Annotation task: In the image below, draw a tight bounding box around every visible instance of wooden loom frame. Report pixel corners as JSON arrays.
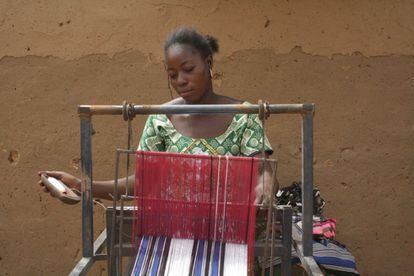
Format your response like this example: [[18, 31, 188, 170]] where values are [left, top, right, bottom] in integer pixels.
[[69, 103, 323, 276]]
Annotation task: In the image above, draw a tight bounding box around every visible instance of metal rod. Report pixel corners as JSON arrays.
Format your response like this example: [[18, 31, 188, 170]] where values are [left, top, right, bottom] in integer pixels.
[[281, 206, 292, 276], [292, 224, 323, 276], [78, 103, 310, 116], [70, 229, 107, 276], [269, 210, 276, 276], [116, 148, 279, 164], [80, 115, 94, 258], [110, 150, 121, 275], [106, 208, 115, 275], [125, 119, 133, 197], [69, 257, 93, 276], [301, 109, 314, 256], [118, 196, 125, 276]]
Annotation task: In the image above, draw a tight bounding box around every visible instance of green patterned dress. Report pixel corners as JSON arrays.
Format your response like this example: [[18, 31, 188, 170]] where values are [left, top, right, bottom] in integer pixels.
[[137, 105, 273, 156]]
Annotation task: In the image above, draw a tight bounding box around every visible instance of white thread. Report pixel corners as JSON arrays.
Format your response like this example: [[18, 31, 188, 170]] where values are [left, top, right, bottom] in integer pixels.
[[223, 243, 248, 276], [213, 156, 221, 241], [221, 156, 229, 241], [165, 238, 194, 276]]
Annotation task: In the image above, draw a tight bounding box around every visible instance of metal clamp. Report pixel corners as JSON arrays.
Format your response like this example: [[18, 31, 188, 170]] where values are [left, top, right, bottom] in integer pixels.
[[258, 100, 270, 120], [122, 101, 136, 121]]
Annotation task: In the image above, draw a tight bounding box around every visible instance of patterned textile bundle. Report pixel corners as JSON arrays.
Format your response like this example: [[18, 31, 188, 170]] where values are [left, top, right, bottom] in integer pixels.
[[132, 151, 259, 275], [276, 181, 325, 215], [260, 222, 359, 275]]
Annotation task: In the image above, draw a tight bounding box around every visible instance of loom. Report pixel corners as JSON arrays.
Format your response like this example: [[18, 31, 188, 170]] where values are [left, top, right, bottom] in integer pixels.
[[68, 102, 323, 276], [132, 151, 258, 276]]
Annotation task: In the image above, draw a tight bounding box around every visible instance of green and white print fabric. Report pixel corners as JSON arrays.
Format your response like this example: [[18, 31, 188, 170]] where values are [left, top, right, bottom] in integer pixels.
[[138, 107, 273, 156]]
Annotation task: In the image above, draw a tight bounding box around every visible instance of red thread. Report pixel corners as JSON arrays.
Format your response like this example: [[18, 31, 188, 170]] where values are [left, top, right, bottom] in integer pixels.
[[132, 151, 258, 273]]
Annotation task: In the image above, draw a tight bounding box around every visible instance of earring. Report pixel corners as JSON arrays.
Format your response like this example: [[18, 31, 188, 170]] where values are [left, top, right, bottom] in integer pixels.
[[209, 68, 213, 79]]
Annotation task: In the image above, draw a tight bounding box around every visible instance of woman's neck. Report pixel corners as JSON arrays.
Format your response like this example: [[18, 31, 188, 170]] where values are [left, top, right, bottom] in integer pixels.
[[183, 86, 219, 105], [197, 90, 218, 104]]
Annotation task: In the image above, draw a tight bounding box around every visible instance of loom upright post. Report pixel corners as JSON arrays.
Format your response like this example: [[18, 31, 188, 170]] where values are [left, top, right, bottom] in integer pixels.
[[301, 104, 314, 256], [80, 114, 94, 258], [281, 206, 293, 275]]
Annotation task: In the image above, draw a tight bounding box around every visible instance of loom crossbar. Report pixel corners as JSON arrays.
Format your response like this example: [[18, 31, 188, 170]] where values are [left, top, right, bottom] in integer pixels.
[[71, 103, 320, 275]]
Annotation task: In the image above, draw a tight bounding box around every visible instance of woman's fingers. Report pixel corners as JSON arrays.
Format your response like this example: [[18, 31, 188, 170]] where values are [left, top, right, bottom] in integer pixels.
[[38, 171, 63, 179], [254, 194, 263, 205], [262, 194, 270, 206], [38, 171, 81, 191], [38, 170, 51, 176], [254, 184, 273, 205], [38, 179, 49, 193]]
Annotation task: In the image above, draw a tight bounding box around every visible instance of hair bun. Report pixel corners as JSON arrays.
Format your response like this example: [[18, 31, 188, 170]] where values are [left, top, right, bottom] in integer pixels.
[[205, 35, 219, 54], [164, 27, 219, 58]]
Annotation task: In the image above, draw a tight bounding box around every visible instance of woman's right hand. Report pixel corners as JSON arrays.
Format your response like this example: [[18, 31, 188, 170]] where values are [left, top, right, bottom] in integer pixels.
[[38, 171, 81, 194]]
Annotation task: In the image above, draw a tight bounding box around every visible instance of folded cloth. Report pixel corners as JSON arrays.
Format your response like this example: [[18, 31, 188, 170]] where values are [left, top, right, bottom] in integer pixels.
[[294, 222, 359, 275], [297, 218, 337, 240], [312, 239, 359, 275], [313, 218, 337, 239], [295, 216, 337, 240], [259, 222, 359, 275], [259, 242, 359, 275]]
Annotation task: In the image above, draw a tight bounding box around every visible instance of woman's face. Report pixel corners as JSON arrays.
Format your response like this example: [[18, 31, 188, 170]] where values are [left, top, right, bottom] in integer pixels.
[[165, 44, 212, 103]]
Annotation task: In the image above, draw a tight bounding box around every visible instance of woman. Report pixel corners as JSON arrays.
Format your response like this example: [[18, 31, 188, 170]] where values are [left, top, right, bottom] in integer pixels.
[[39, 27, 276, 204]]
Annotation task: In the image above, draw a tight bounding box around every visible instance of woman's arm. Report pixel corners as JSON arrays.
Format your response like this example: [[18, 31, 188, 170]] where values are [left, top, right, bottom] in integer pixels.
[[90, 175, 135, 200], [39, 156, 276, 203], [251, 153, 279, 205], [38, 171, 135, 201]]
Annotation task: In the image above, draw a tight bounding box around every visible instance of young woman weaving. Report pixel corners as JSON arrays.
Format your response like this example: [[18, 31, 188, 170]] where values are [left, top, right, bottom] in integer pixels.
[[38, 27, 276, 205]]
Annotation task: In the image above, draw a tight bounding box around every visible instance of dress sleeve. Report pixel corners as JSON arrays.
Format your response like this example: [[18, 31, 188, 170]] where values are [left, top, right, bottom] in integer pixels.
[[240, 113, 273, 156], [137, 115, 165, 152]]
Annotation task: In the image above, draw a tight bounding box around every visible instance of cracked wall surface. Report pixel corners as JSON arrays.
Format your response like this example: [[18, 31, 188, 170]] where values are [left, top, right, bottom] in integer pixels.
[[1, 0, 414, 59], [0, 1, 413, 275]]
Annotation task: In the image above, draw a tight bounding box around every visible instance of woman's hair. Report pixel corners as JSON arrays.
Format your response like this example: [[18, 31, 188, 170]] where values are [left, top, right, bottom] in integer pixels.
[[164, 27, 219, 58]]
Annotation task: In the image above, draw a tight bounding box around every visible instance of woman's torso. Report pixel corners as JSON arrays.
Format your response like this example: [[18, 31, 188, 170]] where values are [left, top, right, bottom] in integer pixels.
[[137, 94, 272, 156], [167, 95, 242, 139]]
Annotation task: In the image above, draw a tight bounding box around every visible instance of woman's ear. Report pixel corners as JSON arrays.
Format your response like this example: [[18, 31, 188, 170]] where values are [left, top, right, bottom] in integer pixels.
[[205, 55, 213, 69]]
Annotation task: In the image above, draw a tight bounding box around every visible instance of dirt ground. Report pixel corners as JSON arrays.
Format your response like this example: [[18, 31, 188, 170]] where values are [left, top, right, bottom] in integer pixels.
[[1, 1, 413, 275]]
